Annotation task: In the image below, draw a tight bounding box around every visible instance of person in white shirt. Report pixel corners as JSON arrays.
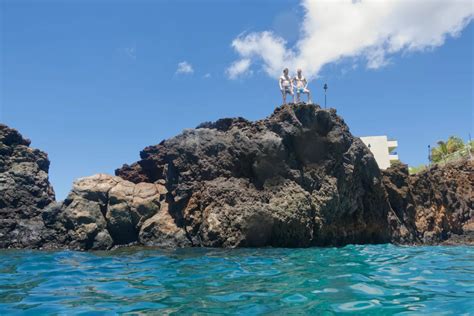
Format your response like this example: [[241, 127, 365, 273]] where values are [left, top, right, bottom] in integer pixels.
[[279, 68, 294, 105], [293, 69, 312, 103]]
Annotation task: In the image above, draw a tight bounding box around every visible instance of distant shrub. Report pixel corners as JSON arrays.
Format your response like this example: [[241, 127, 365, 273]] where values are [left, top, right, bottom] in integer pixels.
[[409, 164, 427, 175], [390, 160, 403, 167]]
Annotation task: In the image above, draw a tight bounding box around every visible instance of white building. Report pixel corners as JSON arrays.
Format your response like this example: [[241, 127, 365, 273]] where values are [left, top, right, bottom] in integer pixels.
[[360, 136, 399, 169]]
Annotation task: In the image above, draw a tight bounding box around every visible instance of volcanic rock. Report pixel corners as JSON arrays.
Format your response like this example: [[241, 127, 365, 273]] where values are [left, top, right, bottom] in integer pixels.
[[0, 124, 55, 248], [44, 174, 186, 250], [115, 103, 392, 247], [2, 104, 472, 250], [383, 160, 473, 244]]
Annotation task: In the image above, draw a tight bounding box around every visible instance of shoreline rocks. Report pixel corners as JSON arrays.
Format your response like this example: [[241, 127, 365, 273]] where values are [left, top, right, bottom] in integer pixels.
[[1, 104, 472, 250], [115, 103, 393, 248], [0, 124, 55, 248], [40, 174, 189, 250], [383, 160, 473, 245]]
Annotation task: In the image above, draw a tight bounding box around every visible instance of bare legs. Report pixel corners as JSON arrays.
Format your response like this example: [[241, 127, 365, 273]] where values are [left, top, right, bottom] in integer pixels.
[[281, 90, 294, 105], [296, 90, 312, 104]]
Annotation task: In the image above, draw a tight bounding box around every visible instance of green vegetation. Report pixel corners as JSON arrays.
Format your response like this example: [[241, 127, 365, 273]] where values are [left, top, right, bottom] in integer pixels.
[[431, 136, 472, 164], [408, 136, 471, 175], [409, 164, 427, 175], [390, 160, 403, 167], [431, 136, 465, 163]]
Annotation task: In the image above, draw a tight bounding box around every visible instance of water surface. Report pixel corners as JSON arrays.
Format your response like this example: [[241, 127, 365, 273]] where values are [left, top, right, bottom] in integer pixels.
[[1, 244, 473, 315]]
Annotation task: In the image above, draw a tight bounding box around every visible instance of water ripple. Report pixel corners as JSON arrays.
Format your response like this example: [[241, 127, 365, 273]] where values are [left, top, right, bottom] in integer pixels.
[[0, 244, 473, 314]]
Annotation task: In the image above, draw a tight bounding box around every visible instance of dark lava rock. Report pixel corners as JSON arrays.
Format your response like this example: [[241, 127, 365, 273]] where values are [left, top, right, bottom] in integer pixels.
[[0, 124, 55, 248], [383, 159, 474, 244], [116, 103, 392, 247], [2, 104, 472, 250]]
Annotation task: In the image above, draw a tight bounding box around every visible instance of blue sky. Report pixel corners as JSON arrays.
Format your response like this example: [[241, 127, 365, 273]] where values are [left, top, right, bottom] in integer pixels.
[[1, 0, 473, 200]]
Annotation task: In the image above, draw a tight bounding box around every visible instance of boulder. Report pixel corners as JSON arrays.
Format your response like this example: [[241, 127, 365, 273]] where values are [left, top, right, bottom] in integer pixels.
[[52, 174, 170, 250]]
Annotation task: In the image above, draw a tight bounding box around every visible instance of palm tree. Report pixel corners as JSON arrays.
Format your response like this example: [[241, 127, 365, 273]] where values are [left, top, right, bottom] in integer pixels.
[[446, 136, 464, 153], [431, 141, 449, 163], [431, 136, 467, 163]]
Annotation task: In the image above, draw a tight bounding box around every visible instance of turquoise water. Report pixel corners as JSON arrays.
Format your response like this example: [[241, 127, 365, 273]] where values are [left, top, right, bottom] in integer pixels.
[[0, 244, 473, 315]]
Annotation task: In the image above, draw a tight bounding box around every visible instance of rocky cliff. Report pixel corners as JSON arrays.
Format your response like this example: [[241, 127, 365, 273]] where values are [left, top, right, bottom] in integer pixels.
[[0, 124, 55, 248], [114, 103, 392, 248], [1, 104, 472, 250], [36, 103, 391, 250], [383, 160, 473, 245]]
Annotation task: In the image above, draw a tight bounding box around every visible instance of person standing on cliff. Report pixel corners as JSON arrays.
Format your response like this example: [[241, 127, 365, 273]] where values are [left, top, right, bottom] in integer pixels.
[[279, 68, 294, 105], [293, 69, 312, 104]]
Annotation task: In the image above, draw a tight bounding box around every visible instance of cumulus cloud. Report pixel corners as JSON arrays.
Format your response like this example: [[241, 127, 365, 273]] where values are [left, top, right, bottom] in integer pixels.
[[226, 58, 252, 79], [227, 0, 473, 80], [176, 61, 194, 75]]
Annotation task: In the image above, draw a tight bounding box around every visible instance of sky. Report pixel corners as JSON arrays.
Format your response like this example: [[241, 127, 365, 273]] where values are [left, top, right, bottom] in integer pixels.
[[1, 0, 473, 200]]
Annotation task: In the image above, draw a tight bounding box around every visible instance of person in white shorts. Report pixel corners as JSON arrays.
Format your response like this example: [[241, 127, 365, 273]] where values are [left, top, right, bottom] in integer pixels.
[[293, 69, 312, 103], [279, 68, 294, 105]]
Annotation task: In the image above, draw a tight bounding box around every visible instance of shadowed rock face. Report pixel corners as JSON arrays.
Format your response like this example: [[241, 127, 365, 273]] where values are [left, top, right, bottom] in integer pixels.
[[0, 124, 55, 248], [115, 104, 392, 248], [383, 160, 474, 245]]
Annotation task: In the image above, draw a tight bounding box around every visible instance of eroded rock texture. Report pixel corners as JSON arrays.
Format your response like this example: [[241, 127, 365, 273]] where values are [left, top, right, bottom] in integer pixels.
[[2, 104, 472, 250], [115, 104, 392, 247], [383, 160, 474, 244], [0, 124, 55, 248], [42, 174, 189, 250]]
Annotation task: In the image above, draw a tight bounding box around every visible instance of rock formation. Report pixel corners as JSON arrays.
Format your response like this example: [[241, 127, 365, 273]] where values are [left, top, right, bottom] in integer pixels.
[[0, 124, 55, 248], [383, 160, 473, 245], [115, 104, 392, 248], [38, 174, 189, 250], [1, 104, 472, 250]]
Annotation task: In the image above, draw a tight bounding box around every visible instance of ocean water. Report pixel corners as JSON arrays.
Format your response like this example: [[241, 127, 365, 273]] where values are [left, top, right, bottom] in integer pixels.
[[0, 244, 473, 315]]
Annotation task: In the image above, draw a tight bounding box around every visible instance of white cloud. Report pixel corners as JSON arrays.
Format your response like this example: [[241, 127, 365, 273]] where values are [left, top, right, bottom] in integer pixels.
[[124, 46, 137, 60], [204, 73, 212, 78], [228, 0, 473, 80], [176, 61, 194, 75], [226, 58, 253, 79], [118, 45, 136, 60], [124, 46, 136, 60]]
